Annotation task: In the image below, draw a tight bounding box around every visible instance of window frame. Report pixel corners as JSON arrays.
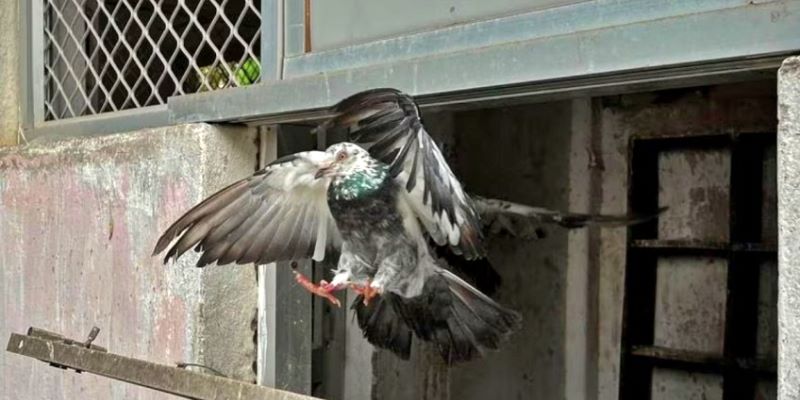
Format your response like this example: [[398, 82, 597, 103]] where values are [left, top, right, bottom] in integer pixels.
[[18, 0, 800, 141], [17, 0, 279, 141]]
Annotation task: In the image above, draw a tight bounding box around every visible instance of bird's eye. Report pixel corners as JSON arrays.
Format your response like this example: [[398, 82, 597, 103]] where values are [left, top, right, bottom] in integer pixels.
[[335, 151, 348, 161]]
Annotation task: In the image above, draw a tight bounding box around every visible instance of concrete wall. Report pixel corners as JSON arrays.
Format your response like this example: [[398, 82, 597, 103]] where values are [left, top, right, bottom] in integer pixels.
[[778, 56, 800, 400], [0, 124, 258, 399], [322, 112, 455, 400], [366, 83, 778, 400], [368, 112, 455, 400], [361, 102, 575, 400], [449, 101, 573, 400], [326, 80, 780, 400], [596, 81, 777, 400], [364, 80, 776, 400]]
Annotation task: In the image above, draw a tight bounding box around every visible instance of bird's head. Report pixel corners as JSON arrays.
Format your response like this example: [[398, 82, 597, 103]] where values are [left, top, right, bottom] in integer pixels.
[[315, 142, 374, 179]]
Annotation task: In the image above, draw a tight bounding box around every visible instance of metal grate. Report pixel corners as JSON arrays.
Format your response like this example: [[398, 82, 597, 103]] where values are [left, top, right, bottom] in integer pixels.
[[42, 0, 261, 121], [620, 133, 778, 400]]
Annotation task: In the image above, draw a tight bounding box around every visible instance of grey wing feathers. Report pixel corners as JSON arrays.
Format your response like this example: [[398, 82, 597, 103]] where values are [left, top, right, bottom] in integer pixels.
[[318, 88, 484, 259], [153, 151, 340, 267]]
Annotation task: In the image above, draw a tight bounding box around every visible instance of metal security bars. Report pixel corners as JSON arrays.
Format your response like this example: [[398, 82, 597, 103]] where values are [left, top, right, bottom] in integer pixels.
[[41, 0, 261, 121], [621, 132, 778, 400]]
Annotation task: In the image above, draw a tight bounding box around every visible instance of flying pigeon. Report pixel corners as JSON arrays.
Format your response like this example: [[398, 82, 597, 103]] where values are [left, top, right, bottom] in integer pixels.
[[154, 88, 521, 364]]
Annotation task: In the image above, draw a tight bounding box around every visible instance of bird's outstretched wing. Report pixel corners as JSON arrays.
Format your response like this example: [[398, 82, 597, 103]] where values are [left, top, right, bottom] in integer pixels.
[[153, 151, 341, 267], [317, 88, 484, 259]]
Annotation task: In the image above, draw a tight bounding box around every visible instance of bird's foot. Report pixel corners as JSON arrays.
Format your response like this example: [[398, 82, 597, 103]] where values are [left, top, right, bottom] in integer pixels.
[[293, 271, 341, 307], [349, 282, 379, 306]]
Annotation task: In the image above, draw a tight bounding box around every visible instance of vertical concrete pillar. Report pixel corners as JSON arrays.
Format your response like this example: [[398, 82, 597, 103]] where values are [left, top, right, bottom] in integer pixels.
[[779, 56, 800, 400], [0, 0, 20, 146], [565, 97, 593, 400]]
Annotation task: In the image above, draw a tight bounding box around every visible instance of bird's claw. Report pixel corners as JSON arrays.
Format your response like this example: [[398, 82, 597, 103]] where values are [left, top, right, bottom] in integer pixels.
[[350, 283, 379, 306], [293, 271, 341, 307], [362, 286, 378, 306]]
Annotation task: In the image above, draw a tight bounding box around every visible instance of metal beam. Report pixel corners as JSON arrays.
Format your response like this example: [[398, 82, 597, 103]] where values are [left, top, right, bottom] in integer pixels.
[[24, 105, 171, 142], [177, 56, 781, 128], [6, 328, 320, 400]]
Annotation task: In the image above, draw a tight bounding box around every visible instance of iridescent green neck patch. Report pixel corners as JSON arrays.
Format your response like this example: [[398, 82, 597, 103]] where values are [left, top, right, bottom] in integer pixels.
[[330, 164, 389, 201]]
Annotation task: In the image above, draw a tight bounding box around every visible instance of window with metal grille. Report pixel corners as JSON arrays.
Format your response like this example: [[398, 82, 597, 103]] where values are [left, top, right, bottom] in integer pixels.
[[42, 0, 261, 121], [621, 133, 777, 400]]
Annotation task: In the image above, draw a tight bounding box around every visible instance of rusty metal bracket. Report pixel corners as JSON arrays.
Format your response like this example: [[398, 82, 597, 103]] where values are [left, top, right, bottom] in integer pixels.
[[6, 327, 320, 400]]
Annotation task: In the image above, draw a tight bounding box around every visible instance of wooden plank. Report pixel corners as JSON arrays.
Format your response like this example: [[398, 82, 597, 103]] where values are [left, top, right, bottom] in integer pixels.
[[632, 240, 777, 254], [632, 239, 728, 251], [6, 331, 321, 400], [629, 346, 775, 375], [730, 242, 777, 254]]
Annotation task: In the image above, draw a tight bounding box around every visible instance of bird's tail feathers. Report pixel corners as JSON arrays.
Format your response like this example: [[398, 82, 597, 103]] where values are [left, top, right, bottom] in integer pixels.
[[352, 267, 521, 364], [425, 269, 522, 363], [352, 293, 413, 360]]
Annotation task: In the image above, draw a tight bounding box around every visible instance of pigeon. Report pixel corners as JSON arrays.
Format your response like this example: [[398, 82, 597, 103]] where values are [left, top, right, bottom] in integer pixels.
[[154, 88, 521, 364]]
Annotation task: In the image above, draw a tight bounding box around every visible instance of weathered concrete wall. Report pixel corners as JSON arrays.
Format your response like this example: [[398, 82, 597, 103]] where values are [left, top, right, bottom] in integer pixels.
[[363, 103, 572, 400], [367, 81, 779, 400], [0, 123, 258, 399], [778, 56, 800, 400], [0, 0, 20, 147], [364, 111, 455, 400], [596, 81, 778, 400], [313, 112, 458, 400], [448, 101, 573, 400]]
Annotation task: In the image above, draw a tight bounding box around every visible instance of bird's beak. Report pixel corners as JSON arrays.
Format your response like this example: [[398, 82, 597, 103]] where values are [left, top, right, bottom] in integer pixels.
[[315, 163, 334, 179]]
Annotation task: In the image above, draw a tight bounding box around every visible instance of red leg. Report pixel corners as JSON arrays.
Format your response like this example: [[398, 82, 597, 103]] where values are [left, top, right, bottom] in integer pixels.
[[349, 281, 379, 305], [320, 281, 343, 292], [349, 283, 366, 294], [362, 285, 378, 305], [293, 271, 341, 307]]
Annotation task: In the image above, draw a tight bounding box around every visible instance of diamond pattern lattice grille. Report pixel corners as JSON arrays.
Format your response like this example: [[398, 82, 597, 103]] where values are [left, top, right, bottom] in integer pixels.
[[43, 0, 261, 120]]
